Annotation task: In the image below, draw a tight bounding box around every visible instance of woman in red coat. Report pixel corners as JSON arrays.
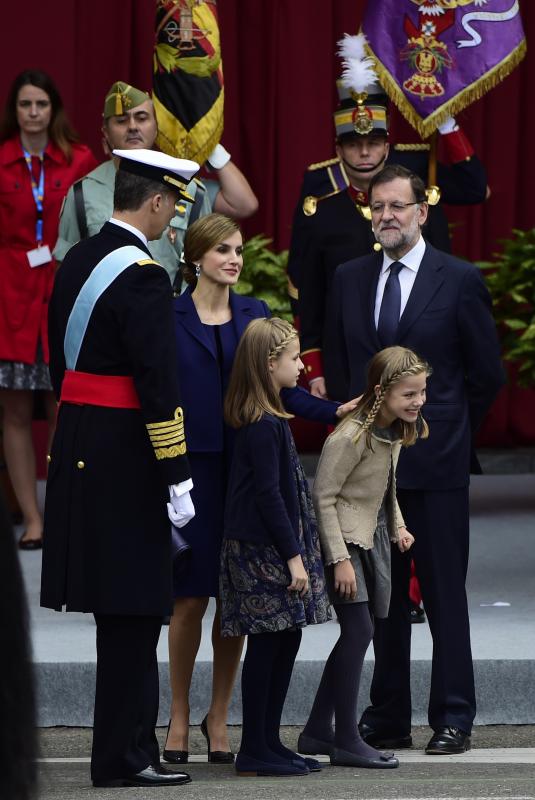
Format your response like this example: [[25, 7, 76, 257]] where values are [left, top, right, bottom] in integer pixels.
[[0, 70, 97, 548]]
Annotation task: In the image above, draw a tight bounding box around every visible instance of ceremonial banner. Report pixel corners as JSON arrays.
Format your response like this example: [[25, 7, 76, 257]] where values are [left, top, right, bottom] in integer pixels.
[[153, 0, 223, 165], [362, 0, 526, 138]]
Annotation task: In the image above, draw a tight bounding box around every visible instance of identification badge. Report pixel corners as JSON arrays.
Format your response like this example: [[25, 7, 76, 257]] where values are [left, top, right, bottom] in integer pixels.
[[27, 245, 52, 268]]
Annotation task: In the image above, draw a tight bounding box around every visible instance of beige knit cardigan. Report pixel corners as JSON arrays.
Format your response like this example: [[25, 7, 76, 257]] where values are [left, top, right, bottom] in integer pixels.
[[312, 418, 405, 565]]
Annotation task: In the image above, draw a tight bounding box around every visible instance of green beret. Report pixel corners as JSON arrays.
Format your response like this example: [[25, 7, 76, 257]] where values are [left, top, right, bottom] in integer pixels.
[[103, 81, 150, 119]]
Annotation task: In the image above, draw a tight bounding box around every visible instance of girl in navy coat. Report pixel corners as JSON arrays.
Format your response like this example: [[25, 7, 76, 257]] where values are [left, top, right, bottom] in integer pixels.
[[221, 317, 331, 776]]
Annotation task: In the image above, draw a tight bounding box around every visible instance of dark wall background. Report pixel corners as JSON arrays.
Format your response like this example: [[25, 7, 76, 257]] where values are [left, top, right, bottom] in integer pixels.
[[1, 0, 534, 445]]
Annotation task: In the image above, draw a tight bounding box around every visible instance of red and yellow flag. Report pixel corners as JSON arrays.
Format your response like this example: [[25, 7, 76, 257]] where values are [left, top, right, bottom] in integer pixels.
[[153, 0, 224, 165]]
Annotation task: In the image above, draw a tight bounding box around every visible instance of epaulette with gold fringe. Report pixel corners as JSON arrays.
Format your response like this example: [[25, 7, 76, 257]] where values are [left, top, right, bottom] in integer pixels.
[[307, 157, 340, 171]]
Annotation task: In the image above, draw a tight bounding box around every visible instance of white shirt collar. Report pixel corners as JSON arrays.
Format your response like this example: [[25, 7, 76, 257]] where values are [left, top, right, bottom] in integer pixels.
[[381, 235, 426, 275], [109, 217, 148, 247]]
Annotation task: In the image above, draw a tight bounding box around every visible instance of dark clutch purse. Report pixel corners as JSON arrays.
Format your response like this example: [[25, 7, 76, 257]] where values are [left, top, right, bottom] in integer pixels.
[[171, 523, 192, 573]]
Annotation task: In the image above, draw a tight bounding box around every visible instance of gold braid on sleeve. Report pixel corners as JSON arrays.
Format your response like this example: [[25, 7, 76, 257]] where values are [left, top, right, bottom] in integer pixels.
[[146, 407, 186, 459]]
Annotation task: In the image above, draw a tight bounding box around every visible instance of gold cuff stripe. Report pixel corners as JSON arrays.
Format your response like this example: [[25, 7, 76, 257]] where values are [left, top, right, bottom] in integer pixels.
[[154, 443, 187, 460], [146, 407, 184, 431], [150, 433, 185, 447]]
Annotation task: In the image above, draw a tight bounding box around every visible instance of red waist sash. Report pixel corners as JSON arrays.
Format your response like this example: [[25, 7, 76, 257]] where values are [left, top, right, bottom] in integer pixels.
[[60, 370, 141, 409]]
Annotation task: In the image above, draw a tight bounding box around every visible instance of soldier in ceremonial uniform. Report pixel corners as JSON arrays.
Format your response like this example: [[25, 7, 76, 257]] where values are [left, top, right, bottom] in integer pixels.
[[291, 36, 488, 401], [41, 149, 199, 788], [54, 81, 257, 287]]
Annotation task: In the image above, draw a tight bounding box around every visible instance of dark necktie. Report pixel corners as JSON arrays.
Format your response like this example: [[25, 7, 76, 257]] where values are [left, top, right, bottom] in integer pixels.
[[377, 261, 404, 347]]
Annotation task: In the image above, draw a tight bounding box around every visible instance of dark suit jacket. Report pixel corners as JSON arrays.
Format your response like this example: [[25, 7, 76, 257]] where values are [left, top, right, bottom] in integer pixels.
[[332, 243, 504, 490], [224, 414, 301, 560], [173, 289, 339, 452]]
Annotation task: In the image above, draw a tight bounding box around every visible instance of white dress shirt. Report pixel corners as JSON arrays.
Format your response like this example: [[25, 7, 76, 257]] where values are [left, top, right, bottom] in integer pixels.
[[374, 236, 427, 328]]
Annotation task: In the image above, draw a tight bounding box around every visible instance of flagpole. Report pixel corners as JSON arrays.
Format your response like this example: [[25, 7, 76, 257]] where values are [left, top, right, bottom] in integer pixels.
[[426, 131, 440, 206]]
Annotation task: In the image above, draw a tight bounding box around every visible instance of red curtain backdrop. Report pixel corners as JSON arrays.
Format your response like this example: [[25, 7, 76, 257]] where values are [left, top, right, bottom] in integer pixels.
[[1, 0, 534, 446]]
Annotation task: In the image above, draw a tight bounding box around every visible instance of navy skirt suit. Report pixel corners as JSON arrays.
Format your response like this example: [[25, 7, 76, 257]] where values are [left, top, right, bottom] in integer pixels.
[[172, 289, 338, 597]]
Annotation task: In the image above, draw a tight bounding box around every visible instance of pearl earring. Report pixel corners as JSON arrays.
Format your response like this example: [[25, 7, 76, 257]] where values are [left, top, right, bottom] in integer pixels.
[[195, 264, 201, 278]]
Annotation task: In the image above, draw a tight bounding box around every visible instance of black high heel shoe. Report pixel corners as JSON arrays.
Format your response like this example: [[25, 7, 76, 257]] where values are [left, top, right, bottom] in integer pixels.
[[162, 720, 188, 764], [200, 715, 234, 764]]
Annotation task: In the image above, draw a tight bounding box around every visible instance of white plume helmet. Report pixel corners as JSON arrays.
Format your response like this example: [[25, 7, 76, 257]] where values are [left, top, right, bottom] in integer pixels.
[[337, 32, 380, 95]]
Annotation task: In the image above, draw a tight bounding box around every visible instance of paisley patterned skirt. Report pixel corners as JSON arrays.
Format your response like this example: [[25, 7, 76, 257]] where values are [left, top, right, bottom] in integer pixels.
[[220, 428, 331, 637]]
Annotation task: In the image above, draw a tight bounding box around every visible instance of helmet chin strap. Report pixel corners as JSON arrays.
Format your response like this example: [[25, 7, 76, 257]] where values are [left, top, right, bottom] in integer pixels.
[[340, 151, 387, 175]]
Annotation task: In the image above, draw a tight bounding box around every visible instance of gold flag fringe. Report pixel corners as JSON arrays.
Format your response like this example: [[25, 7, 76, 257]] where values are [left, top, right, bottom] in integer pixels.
[[365, 39, 526, 139]]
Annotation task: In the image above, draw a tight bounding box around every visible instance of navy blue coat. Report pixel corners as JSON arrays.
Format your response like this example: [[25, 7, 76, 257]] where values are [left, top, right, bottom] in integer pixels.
[[173, 288, 339, 452], [224, 415, 301, 560], [331, 243, 504, 490]]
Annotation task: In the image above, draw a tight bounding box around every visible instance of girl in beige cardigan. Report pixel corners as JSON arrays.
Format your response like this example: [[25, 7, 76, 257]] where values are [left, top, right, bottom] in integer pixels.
[[298, 346, 431, 769]]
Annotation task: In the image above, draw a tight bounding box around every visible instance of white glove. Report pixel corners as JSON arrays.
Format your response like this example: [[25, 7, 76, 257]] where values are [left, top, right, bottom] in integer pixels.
[[438, 116, 459, 135], [207, 143, 231, 170], [167, 479, 195, 528]]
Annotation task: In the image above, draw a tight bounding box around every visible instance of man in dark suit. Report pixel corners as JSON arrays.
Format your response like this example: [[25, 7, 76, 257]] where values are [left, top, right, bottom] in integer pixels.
[[331, 164, 504, 754], [41, 149, 200, 787]]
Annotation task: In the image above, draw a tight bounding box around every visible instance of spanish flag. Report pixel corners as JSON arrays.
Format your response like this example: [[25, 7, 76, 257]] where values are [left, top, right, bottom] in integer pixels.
[[153, 0, 224, 165]]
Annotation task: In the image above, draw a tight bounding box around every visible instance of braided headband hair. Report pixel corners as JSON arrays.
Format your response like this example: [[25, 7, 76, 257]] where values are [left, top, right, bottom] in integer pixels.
[[353, 346, 432, 448], [268, 320, 299, 361]]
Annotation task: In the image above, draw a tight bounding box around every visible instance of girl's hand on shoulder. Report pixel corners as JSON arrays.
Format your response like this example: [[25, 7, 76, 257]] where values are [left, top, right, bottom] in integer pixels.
[[334, 558, 357, 600], [397, 527, 415, 552], [287, 554, 309, 597], [335, 394, 362, 419]]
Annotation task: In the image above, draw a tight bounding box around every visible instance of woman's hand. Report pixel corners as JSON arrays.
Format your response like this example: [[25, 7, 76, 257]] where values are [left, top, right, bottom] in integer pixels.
[[335, 395, 362, 418], [334, 558, 357, 600], [287, 554, 309, 597], [397, 526, 415, 552]]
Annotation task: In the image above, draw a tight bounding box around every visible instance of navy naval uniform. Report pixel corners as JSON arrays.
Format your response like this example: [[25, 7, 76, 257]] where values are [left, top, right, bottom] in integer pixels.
[[41, 220, 190, 783], [291, 142, 487, 401]]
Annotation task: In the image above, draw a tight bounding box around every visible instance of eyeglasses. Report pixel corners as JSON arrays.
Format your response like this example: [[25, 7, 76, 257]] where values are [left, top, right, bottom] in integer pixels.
[[369, 201, 420, 216]]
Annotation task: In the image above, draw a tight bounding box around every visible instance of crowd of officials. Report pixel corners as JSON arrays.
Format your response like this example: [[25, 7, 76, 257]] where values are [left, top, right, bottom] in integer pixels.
[[1, 44, 503, 795]]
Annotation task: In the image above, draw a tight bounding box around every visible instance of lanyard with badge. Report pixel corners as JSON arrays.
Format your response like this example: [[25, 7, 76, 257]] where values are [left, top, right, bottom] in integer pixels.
[[23, 147, 52, 267]]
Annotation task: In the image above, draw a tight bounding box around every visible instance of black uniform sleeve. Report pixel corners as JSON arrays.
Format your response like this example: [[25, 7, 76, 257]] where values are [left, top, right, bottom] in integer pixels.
[[120, 262, 190, 485]]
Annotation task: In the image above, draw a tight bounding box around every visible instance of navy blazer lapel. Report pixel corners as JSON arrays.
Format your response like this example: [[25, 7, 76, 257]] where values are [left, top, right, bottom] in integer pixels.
[[229, 290, 262, 339], [174, 289, 217, 358], [397, 244, 445, 341]]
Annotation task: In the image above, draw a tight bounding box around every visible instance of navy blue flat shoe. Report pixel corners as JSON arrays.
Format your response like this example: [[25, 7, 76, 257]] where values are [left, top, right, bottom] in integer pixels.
[[235, 753, 309, 777]]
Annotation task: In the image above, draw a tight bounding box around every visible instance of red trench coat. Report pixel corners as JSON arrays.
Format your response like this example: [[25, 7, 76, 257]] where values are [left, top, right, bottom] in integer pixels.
[[0, 136, 97, 364]]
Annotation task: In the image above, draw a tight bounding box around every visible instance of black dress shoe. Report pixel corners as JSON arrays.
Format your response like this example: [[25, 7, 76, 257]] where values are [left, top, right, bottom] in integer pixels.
[[358, 722, 412, 749], [425, 726, 471, 755], [330, 746, 399, 769], [93, 764, 191, 787], [162, 719, 188, 764], [200, 714, 235, 763], [410, 600, 426, 624]]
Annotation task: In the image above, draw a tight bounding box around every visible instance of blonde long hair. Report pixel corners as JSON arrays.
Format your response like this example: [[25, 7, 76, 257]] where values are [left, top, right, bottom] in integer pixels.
[[224, 317, 298, 428], [348, 346, 432, 449]]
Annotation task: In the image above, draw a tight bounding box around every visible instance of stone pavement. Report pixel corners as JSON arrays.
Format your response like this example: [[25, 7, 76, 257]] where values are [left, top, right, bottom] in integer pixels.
[[36, 726, 535, 800]]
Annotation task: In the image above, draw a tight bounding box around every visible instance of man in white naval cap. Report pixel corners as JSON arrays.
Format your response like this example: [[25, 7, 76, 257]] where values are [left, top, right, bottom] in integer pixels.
[[41, 149, 199, 787]]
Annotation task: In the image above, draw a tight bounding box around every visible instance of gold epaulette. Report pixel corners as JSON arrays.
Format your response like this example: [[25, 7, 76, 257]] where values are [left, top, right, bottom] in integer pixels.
[[146, 407, 186, 460], [393, 143, 431, 152], [136, 259, 161, 267], [307, 157, 340, 171]]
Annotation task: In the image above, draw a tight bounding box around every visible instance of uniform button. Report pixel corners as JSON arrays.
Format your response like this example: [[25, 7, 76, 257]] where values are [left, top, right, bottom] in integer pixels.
[[77, 460, 85, 469], [46, 454, 52, 463]]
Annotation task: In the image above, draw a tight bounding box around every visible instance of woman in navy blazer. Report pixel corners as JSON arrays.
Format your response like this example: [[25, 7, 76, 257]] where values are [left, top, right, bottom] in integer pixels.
[[164, 214, 351, 763]]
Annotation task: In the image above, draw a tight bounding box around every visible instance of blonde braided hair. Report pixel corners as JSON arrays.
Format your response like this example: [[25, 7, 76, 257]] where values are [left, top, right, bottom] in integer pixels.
[[350, 346, 432, 449]]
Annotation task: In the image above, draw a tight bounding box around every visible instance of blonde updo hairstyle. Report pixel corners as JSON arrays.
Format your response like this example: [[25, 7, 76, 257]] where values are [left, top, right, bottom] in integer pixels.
[[224, 317, 299, 429], [182, 212, 242, 286], [349, 346, 432, 449]]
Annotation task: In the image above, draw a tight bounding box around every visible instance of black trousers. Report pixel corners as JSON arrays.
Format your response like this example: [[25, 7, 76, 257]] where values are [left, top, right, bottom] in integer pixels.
[[91, 614, 162, 783], [361, 487, 476, 735]]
